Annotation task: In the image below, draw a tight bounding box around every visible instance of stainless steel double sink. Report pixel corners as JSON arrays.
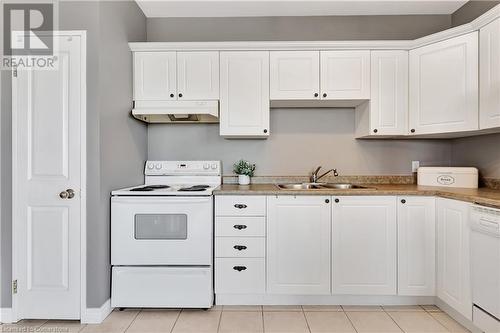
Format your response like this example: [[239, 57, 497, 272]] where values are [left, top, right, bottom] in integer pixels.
[[276, 183, 372, 190]]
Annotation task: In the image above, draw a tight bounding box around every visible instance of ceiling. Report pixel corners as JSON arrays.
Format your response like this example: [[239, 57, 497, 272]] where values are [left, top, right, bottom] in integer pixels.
[[136, 0, 469, 18]]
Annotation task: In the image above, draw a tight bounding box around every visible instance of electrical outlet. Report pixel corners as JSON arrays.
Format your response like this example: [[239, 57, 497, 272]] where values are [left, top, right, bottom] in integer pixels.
[[412, 161, 420, 173]]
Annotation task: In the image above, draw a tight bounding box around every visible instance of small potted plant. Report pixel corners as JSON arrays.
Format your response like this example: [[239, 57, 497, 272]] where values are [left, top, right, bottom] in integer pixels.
[[233, 159, 256, 185]]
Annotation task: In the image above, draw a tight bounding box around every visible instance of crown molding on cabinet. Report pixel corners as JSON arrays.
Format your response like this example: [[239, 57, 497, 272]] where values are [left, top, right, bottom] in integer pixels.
[[129, 5, 500, 52]]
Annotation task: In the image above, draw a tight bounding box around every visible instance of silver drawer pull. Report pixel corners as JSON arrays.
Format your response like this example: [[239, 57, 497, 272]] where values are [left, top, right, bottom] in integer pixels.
[[234, 204, 248, 209], [233, 266, 247, 272], [233, 225, 247, 230], [233, 245, 247, 251]]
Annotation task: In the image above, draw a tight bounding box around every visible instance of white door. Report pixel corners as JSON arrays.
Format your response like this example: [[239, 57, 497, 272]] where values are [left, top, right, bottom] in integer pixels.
[[409, 32, 479, 135], [267, 196, 331, 294], [397, 196, 436, 296], [370, 51, 408, 135], [332, 196, 397, 295], [480, 18, 500, 130], [12, 34, 84, 319], [177, 51, 219, 100], [320, 51, 370, 100], [270, 51, 320, 100], [219, 51, 270, 138], [437, 198, 472, 320], [134, 51, 177, 101]]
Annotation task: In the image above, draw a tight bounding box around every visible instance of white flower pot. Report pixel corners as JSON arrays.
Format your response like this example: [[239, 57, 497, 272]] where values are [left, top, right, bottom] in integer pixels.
[[238, 175, 250, 185]]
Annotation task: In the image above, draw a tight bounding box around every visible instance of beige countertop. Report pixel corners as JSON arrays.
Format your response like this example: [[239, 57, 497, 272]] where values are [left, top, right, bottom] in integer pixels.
[[214, 184, 500, 209]]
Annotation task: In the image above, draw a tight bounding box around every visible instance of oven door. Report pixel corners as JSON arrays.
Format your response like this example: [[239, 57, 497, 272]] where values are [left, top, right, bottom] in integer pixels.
[[111, 196, 213, 265]]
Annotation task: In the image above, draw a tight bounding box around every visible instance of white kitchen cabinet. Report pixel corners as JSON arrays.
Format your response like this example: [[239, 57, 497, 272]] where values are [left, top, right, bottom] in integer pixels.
[[332, 196, 397, 295], [270, 51, 320, 100], [134, 52, 177, 101], [219, 51, 270, 138], [409, 32, 479, 135], [133, 51, 219, 101], [368, 51, 409, 135], [436, 198, 472, 320], [480, 18, 500, 130], [397, 196, 436, 296], [177, 52, 219, 100], [267, 196, 331, 295], [320, 51, 370, 100]]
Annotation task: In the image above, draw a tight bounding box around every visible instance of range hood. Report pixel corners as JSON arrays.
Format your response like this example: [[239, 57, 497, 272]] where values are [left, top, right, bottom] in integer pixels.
[[132, 100, 219, 123]]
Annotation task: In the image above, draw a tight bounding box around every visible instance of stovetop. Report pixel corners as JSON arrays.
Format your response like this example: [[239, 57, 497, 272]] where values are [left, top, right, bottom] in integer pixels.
[[111, 184, 219, 196]]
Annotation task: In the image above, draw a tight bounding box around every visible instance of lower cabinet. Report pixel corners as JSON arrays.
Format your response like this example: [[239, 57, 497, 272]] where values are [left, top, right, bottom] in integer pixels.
[[267, 196, 331, 294], [397, 196, 436, 296], [436, 198, 473, 320], [332, 196, 397, 295]]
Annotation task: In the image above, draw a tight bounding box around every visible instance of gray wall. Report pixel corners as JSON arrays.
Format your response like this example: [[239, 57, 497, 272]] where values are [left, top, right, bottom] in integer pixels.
[[149, 109, 452, 176], [451, 133, 500, 179], [147, 15, 451, 42], [0, 1, 147, 309], [452, 0, 500, 27]]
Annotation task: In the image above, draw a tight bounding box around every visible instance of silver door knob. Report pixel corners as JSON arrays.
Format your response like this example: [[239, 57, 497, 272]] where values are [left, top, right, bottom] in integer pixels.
[[59, 189, 75, 199]]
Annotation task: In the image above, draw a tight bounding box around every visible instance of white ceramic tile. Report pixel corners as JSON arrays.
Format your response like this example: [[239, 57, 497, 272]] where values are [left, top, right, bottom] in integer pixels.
[[223, 305, 263, 312], [219, 311, 263, 333], [263, 312, 309, 333], [382, 305, 425, 312], [263, 305, 303, 312], [81, 309, 139, 333], [305, 311, 356, 333], [342, 305, 384, 312], [421, 305, 443, 312], [41, 320, 86, 333], [172, 309, 221, 333], [388, 311, 448, 333], [430, 312, 471, 333], [346, 311, 402, 333], [126, 309, 180, 333]]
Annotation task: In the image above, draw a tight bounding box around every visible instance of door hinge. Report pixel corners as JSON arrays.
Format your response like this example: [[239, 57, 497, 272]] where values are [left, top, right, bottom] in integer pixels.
[[12, 280, 17, 294]]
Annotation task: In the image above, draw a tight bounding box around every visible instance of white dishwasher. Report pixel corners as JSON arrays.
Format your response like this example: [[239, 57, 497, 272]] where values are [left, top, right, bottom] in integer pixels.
[[470, 204, 500, 333]]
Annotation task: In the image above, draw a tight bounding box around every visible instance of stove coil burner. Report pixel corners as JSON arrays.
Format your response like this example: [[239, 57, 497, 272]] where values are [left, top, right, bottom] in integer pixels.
[[178, 185, 210, 192], [129, 185, 170, 192]]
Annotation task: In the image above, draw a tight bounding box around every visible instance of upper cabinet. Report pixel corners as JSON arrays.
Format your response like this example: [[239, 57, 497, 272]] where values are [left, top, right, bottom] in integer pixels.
[[133, 51, 219, 101], [134, 52, 177, 101], [480, 18, 500, 130], [409, 32, 479, 135], [270, 51, 320, 100], [219, 51, 270, 138], [320, 51, 370, 100], [355, 50, 409, 137]]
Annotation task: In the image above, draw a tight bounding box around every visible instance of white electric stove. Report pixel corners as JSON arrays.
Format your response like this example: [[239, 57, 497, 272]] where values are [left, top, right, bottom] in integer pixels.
[[110, 161, 221, 309]]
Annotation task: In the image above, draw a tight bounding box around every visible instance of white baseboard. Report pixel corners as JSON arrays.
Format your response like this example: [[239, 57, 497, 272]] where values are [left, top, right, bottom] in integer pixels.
[[435, 298, 482, 333], [81, 299, 112, 324], [0, 308, 13, 323]]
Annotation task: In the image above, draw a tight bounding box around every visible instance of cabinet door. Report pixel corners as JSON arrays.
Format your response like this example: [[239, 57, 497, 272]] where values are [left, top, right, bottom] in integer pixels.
[[437, 198, 472, 320], [320, 51, 370, 100], [134, 52, 176, 101], [177, 51, 219, 100], [480, 18, 500, 130], [332, 196, 397, 295], [370, 51, 409, 135], [220, 52, 270, 138], [270, 51, 320, 100], [267, 196, 331, 294], [409, 32, 479, 135], [398, 196, 436, 296]]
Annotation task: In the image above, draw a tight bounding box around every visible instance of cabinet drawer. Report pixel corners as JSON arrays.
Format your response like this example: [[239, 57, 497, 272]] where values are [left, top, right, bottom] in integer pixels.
[[216, 237, 265, 258], [215, 258, 265, 294], [216, 217, 266, 237], [216, 196, 266, 216]]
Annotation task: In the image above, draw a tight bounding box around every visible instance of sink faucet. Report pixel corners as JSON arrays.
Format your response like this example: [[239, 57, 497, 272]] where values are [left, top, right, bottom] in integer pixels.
[[310, 166, 339, 183]]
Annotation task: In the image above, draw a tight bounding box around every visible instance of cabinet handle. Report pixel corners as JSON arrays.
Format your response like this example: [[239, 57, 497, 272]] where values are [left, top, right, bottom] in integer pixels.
[[233, 266, 247, 272], [401, 199, 406, 204], [325, 199, 330, 203], [314, 92, 319, 97], [233, 225, 247, 230], [373, 129, 378, 133], [334, 198, 339, 203], [178, 93, 183, 98], [323, 93, 327, 98], [263, 129, 268, 134], [233, 245, 247, 251], [234, 204, 247, 209], [410, 129, 416, 133], [169, 93, 174, 98]]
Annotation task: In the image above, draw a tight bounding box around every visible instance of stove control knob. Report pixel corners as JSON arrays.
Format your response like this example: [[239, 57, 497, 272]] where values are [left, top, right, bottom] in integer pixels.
[[211, 163, 218, 170], [203, 163, 210, 170], [147, 163, 154, 170], [155, 163, 162, 170]]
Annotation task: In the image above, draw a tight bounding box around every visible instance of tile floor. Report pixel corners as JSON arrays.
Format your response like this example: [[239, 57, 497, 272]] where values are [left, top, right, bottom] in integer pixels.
[[0, 305, 471, 333]]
